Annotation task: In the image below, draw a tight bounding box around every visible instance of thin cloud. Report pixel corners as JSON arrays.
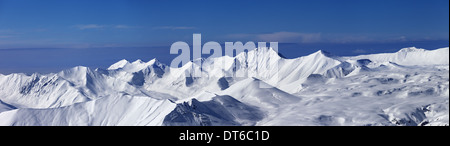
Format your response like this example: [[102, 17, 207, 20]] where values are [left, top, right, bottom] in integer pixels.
[[0, 35, 14, 39], [226, 32, 427, 44], [154, 26, 196, 30], [73, 24, 105, 30], [73, 24, 135, 30], [114, 25, 131, 29], [326, 34, 375, 44], [225, 33, 254, 39], [0, 30, 19, 39], [0, 29, 16, 33], [257, 32, 321, 43], [226, 32, 321, 43], [34, 28, 48, 32]]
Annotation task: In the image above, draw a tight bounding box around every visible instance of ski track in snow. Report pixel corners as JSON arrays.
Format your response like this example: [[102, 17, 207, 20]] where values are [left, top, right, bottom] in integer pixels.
[[0, 47, 448, 126]]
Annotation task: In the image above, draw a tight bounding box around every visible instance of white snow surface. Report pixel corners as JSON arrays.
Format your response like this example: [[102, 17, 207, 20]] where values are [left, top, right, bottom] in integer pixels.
[[345, 47, 449, 66], [0, 95, 176, 126], [0, 47, 448, 126]]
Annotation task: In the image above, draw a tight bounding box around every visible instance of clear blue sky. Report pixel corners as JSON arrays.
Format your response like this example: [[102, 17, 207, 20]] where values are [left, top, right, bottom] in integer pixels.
[[0, 0, 449, 74]]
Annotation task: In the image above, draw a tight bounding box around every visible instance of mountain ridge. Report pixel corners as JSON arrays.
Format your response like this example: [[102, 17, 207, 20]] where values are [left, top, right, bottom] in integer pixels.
[[0, 46, 448, 126]]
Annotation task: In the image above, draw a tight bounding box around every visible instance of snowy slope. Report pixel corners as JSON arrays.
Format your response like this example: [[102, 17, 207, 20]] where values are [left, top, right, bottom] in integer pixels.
[[0, 72, 91, 108], [0, 99, 16, 113], [217, 77, 301, 109], [0, 46, 448, 126], [346, 47, 449, 66], [163, 95, 264, 126], [0, 95, 176, 126], [260, 64, 449, 126]]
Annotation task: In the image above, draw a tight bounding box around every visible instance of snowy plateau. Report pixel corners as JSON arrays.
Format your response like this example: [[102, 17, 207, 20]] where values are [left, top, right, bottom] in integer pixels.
[[0, 47, 448, 126]]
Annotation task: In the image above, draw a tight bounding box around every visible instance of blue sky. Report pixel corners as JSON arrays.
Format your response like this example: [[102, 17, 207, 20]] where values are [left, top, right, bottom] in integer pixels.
[[0, 0, 449, 74]]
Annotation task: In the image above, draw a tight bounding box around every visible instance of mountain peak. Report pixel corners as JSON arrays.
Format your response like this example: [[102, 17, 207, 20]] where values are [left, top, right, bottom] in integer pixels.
[[108, 59, 130, 70], [245, 47, 285, 59], [132, 59, 144, 64], [148, 58, 158, 64], [309, 50, 334, 58]]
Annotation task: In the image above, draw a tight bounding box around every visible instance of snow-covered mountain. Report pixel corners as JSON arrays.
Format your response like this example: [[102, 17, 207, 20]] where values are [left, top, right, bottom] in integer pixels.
[[0, 47, 448, 126], [346, 47, 449, 66]]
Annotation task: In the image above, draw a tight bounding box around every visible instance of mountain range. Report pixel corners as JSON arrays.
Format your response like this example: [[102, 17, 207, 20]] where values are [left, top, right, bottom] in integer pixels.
[[0, 47, 448, 126]]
